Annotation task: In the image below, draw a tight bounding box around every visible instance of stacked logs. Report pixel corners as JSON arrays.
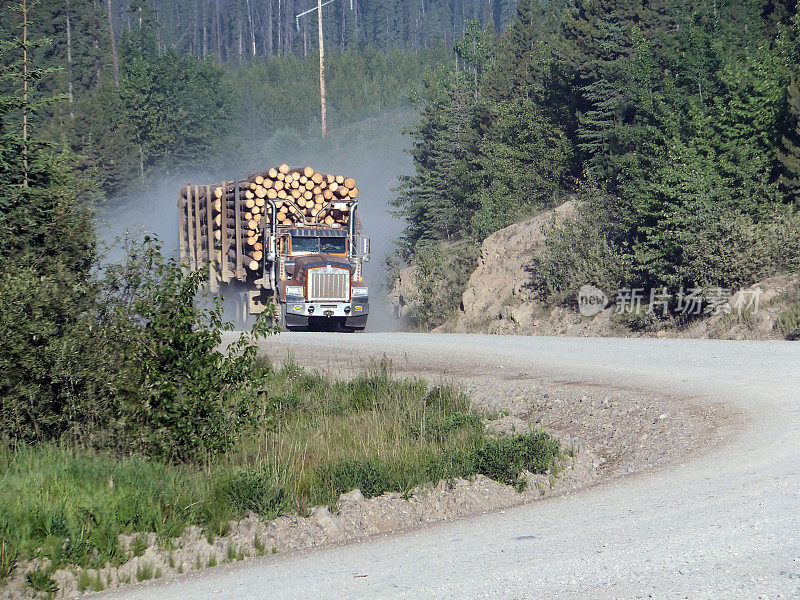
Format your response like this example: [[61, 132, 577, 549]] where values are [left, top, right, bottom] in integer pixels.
[[180, 164, 359, 272], [246, 164, 359, 227]]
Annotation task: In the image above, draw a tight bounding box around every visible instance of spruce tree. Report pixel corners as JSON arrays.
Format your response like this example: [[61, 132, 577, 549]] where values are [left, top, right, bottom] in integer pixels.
[[392, 69, 481, 255], [469, 96, 571, 239]]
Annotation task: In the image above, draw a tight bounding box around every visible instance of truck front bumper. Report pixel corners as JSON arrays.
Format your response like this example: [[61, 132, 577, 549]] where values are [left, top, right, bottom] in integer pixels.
[[285, 299, 368, 325]]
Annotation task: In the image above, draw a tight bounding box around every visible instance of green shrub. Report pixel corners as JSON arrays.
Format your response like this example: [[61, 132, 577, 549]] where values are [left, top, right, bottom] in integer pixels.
[[0, 266, 121, 447], [777, 300, 800, 339], [531, 189, 631, 306], [0, 235, 276, 463], [471, 433, 560, 486], [409, 239, 480, 330], [100, 236, 276, 462]]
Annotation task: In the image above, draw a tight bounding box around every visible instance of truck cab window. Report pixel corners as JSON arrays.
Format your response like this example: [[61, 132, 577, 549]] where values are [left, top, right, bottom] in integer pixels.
[[292, 237, 320, 253], [291, 237, 346, 254], [320, 238, 346, 254]]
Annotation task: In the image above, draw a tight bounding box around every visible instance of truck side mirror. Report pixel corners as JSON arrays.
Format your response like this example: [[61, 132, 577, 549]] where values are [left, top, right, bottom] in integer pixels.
[[362, 237, 371, 262]]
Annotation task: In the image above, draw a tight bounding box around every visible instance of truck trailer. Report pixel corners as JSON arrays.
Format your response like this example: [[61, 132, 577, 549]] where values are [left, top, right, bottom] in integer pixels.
[[178, 164, 370, 331]]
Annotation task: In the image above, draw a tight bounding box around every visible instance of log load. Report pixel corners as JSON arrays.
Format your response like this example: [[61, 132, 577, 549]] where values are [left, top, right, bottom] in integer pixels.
[[180, 165, 360, 274]]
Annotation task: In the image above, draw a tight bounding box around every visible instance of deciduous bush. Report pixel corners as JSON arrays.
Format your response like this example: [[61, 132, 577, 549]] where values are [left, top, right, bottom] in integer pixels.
[[0, 234, 274, 463], [531, 186, 631, 306], [98, 236, 275, 462]]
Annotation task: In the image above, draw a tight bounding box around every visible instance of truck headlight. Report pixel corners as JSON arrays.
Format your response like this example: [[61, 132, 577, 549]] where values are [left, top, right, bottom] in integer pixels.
[[351, 286, 368, 298], [285, 285, 303, 297]]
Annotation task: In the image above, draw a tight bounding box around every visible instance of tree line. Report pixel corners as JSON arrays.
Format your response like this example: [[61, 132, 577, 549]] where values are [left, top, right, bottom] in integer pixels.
[[393, 0, 800, 326], [34, 0, 493, 78], [110, 0, 502, 60], [1, 0, 444, 195]]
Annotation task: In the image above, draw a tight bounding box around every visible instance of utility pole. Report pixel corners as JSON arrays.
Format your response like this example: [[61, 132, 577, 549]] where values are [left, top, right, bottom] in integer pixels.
[[296, 0, 341, 138], [317, 0, 326, 137]]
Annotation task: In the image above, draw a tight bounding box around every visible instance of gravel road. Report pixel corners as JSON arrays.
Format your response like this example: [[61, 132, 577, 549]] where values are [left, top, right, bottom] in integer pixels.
[[99, 333, 800, 600]]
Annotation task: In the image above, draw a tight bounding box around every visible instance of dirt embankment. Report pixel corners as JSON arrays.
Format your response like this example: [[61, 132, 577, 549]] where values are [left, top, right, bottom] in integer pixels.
[[390, 202, 800, 340]]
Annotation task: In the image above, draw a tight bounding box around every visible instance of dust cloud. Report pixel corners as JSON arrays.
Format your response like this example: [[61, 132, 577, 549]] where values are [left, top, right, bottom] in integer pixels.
[[99, 111, 415, 332]]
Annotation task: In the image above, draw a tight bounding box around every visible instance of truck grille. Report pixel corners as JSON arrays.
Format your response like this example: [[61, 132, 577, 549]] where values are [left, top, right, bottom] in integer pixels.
[[308, 267, 350, 301]]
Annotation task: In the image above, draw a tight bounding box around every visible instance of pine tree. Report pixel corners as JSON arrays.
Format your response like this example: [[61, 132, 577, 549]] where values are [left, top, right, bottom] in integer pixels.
[[453, 20, 496, 100], [0, 0, 100, 444], [483, 0, 559, 103], [707, 47, 784, 216], [0, 0, 92, 265]]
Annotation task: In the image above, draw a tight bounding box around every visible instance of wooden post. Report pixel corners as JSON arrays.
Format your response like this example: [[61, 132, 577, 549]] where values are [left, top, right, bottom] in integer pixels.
[[178, 189, 187, 268], [186, 187, 196, 270], [205, 184, 218, 292], [235, 181, 244, 279], [193, 185, 202, 270]]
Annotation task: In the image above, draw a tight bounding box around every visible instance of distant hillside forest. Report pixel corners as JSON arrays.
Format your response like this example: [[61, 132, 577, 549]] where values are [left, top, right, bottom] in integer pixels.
[[0, 0, 461, 195], [392, 0, 800, 327], [114, 0, 506, 56]]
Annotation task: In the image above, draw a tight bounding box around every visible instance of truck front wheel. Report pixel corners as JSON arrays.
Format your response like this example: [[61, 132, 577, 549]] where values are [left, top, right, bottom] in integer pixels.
[[279, 303, 307, 332]]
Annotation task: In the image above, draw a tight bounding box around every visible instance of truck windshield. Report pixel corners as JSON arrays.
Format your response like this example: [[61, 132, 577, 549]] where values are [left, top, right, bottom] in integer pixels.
[[292, 236, 346, 254]]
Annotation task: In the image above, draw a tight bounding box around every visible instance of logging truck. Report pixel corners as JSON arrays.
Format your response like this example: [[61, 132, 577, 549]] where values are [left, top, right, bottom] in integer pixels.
[[178, 164, 371, 331]]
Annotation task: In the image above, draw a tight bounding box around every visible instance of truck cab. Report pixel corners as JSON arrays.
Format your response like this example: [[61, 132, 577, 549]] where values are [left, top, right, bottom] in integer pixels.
[[276, 227, 369, 331]]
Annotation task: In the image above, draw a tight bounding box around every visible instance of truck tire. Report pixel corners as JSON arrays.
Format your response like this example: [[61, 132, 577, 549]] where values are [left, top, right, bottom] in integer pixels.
[[235, 294, 250, 330], [279, 303, 288, 331], [279, 303, 306, 332]]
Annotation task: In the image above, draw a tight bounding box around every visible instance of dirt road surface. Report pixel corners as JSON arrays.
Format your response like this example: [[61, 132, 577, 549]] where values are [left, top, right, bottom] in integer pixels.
[[98, 334, 800, 599]]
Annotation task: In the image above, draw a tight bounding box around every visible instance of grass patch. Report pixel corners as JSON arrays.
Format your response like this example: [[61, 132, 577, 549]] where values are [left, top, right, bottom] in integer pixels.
[[253, 534, 265, 556], [0, 362, 562, 591], [0, 539, 17, 583], [776, 291, 800, 339], [25, 568, 57, 595], [136, 562, 153, 582], [77, 569, 105, 593], [76, 570, 92, 593], [130, 535, 147, 558]]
